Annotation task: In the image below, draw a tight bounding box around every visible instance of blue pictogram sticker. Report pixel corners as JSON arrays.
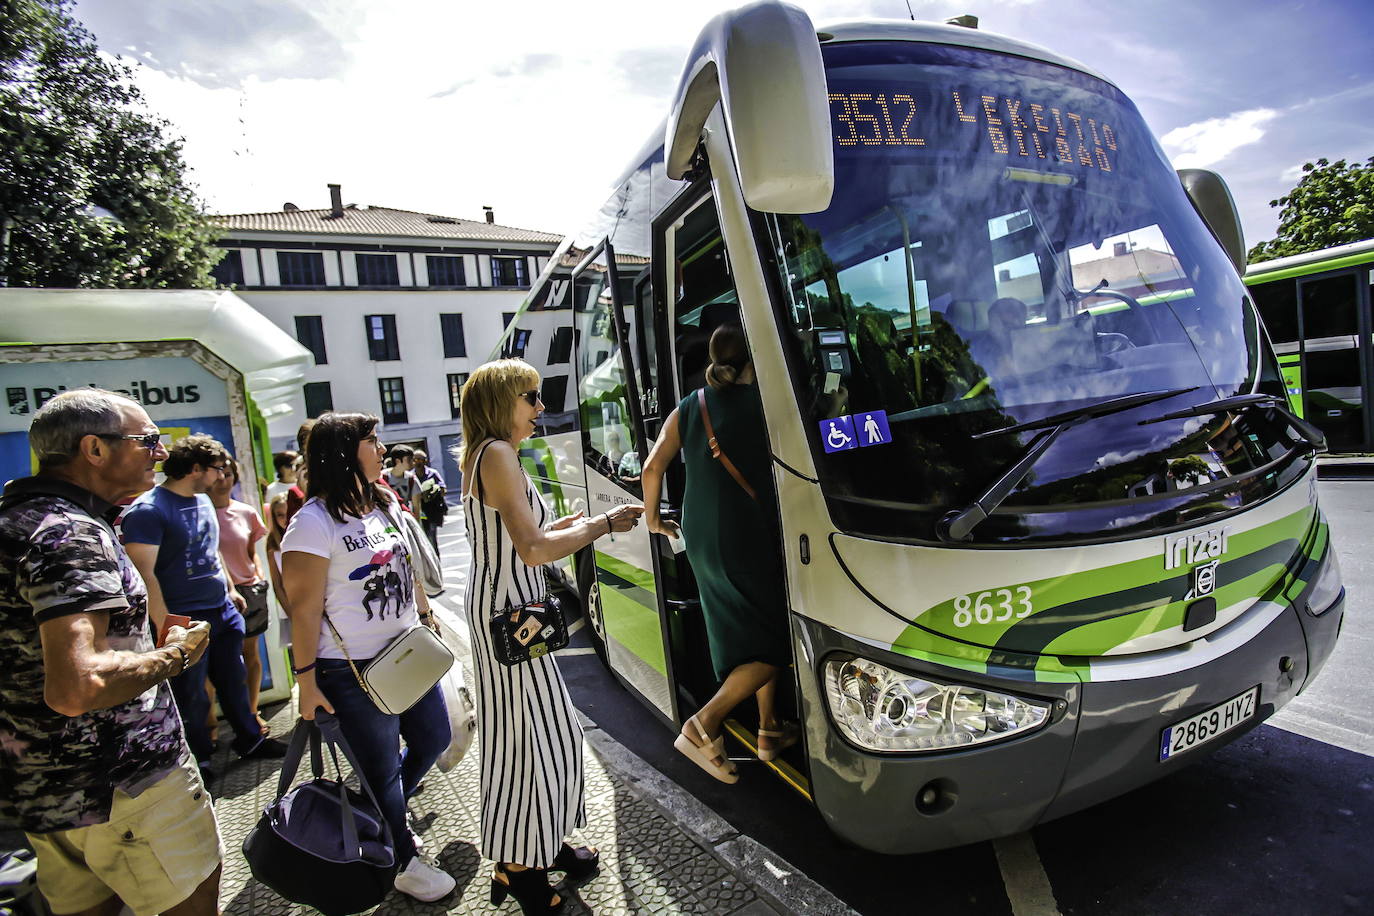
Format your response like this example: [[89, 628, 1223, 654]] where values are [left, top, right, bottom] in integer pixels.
[[856, 410, 892, 447], [819, 415, 858, 453]]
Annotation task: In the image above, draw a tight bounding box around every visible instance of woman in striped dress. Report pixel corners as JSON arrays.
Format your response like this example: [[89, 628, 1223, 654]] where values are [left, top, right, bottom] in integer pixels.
[[459, 359, 643, 915]]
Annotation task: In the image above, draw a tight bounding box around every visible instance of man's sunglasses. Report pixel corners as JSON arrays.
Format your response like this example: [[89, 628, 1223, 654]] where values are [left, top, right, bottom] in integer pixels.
[[99, 432, 163, 450], [519, 390, 542, 407]]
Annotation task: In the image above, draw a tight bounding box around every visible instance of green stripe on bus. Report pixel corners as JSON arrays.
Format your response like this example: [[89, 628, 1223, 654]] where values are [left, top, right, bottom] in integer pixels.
[[1245, 250, 1374, 285], [596, 552, 656, 591], [902, 504, 1316, 667], [597, 576, 667, 677]]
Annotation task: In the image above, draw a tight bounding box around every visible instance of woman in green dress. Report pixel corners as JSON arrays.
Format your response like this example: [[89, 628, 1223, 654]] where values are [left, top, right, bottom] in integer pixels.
[[643, 322, 796, 783]]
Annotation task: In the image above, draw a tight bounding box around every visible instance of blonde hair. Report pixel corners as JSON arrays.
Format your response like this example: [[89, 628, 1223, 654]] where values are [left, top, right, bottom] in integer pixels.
[[459, 358, 541, 466], [264, 492, 290, 552]]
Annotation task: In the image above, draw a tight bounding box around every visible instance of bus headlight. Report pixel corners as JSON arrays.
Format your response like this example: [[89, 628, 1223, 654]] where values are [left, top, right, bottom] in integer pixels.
[[823, 656, 1051, 753], [1305, 551, 1343, 616]]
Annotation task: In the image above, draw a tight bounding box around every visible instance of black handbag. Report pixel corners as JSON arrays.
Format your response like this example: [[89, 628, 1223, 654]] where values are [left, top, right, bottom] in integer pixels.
[[242, 712, 397, 915], [474, 441, 570, 666]]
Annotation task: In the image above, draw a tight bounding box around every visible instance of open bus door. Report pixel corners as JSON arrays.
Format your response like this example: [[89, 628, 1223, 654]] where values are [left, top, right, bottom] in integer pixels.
[[572, 241, 677, 723]]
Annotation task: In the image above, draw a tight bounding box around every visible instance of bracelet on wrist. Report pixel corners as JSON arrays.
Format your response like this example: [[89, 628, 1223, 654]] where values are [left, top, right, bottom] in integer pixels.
[[169, 643, 189, 675], [605, 512, 614, 542], [291, 661, 317, 676]]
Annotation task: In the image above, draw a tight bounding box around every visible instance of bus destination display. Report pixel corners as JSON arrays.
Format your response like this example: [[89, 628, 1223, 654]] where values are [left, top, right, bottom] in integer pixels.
[[829, 88, 1119, 173]]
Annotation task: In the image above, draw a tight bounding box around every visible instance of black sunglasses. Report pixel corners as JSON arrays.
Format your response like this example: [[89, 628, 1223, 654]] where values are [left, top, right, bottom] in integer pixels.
[[519, 390, 542, 407], [99, 431, 163, 450]]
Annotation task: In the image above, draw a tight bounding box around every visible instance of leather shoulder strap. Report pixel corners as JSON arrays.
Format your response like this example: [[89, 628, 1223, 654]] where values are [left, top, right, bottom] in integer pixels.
[[696, 388, 757, 501]]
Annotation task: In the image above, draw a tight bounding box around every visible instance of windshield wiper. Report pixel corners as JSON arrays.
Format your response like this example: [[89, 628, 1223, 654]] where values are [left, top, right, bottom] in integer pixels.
[[1139, 392, 1326, 451], [935, 387, 1196, 543]]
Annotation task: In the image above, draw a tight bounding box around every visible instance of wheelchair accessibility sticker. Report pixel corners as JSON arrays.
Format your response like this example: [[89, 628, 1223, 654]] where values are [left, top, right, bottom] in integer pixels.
[[820, 410, 891, 454]]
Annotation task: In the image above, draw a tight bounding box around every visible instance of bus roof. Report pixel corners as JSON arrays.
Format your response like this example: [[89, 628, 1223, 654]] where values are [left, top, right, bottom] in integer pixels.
[[607, 17, 1114, 198], [815, 19, 1111, 86], [1244, 237, 1374, 284]]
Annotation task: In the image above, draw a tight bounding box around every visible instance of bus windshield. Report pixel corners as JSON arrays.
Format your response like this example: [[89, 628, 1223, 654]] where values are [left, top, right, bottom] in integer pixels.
[[761, 41, 1293, 543]]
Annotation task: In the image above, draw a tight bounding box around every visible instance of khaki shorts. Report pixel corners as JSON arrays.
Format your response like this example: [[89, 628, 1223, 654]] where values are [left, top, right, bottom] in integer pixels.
[[26, 757, 223, 916]]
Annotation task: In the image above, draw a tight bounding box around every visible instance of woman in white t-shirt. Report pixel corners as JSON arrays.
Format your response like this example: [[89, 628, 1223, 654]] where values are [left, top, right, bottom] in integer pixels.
[[281, 412, 455, 902]]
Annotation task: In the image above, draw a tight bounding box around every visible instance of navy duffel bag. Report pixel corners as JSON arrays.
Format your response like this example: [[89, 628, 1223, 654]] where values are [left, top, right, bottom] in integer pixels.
[[242, 712, 397, 915]]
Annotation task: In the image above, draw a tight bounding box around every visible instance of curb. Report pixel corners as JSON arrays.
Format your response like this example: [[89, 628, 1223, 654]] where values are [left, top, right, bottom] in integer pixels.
[[582, 725, 857, 916]]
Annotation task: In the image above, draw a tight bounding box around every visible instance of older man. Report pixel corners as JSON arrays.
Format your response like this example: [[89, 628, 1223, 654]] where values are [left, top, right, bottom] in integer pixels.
[[0, 389, 220, 916]]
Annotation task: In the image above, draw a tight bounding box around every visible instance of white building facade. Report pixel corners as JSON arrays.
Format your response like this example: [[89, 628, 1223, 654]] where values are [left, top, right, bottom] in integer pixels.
[[211, 186, 561, 486]]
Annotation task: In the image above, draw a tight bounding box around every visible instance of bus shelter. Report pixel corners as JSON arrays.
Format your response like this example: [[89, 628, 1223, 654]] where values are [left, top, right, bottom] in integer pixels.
[[0, 288, 312, 704], [1247, 238, 1374, 453]]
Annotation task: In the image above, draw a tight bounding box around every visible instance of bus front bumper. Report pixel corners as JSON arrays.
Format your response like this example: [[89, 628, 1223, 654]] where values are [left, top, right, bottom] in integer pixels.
[[795, 582, 1344, 855]]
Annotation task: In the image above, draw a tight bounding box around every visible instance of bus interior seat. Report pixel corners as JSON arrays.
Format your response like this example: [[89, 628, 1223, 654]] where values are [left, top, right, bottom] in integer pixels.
[[943, 298, 984, 340], [677, 299, 741, 394]]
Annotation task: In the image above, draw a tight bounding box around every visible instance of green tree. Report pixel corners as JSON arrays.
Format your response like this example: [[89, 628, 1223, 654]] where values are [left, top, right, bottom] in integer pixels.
[[0, 0, 219, 288], [1248, 156, 1374, 263]]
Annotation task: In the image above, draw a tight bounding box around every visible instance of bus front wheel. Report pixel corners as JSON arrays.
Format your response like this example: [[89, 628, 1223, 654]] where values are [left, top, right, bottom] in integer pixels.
[[575, 547, 611, 669]]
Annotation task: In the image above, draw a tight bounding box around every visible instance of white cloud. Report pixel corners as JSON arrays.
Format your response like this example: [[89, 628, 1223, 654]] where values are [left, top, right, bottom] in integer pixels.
[[1161, 108, 1278, 169], [1279, 162, 1307, 183]]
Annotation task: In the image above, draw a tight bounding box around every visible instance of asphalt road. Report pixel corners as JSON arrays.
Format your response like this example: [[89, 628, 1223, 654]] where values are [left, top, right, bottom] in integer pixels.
[[434, 480, 1373, 916]]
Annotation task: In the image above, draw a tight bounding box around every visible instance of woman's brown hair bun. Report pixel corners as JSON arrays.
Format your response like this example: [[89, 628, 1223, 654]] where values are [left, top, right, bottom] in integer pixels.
[[705, 322, 751, 390]]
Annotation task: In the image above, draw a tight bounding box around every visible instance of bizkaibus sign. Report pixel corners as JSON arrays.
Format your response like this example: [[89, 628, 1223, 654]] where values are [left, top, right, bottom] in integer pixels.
[[0, 356, 232, 481]]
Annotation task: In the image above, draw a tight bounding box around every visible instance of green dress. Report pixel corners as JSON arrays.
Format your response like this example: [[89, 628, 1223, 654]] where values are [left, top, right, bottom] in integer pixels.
[[678, 384, 791, 682]]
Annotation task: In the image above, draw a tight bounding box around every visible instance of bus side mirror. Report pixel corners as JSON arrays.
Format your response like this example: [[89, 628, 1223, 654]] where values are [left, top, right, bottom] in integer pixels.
[[665, 0, 834, 214], [1177, 168, 1246, 274]]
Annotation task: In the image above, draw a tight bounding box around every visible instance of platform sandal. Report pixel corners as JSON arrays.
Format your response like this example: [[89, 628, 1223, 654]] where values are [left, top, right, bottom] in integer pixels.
[[757, 721, 800, 762], [673, 715, 739, 784], [490, 864, 564, 915], [551, 842, 600, 883]]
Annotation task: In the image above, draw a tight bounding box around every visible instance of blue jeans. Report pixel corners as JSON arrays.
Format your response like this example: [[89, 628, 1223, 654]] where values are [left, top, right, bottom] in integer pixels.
[[316, 657, 450, 866], [170, 602, 264, 761]]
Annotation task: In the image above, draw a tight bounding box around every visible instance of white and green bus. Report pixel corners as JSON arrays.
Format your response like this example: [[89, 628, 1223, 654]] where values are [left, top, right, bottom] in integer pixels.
[[498, 2, 1345, 853], [1246, 238, 1374, 452]]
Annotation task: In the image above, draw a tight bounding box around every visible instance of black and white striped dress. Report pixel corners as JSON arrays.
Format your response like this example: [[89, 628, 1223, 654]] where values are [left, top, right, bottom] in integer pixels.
[[463, 441, 586, 868]]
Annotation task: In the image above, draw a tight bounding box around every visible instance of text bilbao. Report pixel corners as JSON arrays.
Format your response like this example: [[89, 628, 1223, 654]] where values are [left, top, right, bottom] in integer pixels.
[[829, 88, 1121, 173]]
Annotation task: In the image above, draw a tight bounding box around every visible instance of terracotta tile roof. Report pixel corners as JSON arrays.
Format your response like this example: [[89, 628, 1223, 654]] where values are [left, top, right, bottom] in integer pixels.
[[211, 206, 562, 245]]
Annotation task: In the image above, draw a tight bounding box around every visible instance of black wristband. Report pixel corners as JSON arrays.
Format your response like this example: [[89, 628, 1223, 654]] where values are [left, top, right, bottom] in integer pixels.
[[291, 661, 317, 676], [169, 643, 189, 675]]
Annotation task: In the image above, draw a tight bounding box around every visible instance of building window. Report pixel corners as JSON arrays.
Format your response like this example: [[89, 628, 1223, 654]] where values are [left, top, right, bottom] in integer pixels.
[[294, 315, 328, 365], [378, 377, 408, 424], [303, 381, 333, 417], [492, 256, 528, 287], [541, 375, 568, 413], [427, 255, 465, 286], [355, 253, 400, 286], [277, 251, 326, 286], [447, 372, 469, 419], [365, 314, 400, 361], [211, 250, 244, 286], [439, 313, 466, 358], [547, 326, 573, 364], [503, 312, 515, 328]]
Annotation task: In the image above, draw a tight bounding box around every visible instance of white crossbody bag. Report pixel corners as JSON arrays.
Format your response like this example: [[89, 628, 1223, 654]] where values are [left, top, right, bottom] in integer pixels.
[[321, 497, 454, 715]]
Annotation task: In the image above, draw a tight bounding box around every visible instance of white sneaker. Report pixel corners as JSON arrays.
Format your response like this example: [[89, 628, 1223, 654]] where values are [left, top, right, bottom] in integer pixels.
[[394, 856, 456, 901]]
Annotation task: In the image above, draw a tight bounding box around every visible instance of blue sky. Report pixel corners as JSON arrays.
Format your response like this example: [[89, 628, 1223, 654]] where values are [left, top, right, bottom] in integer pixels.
[[75, 0, 1374, 246]]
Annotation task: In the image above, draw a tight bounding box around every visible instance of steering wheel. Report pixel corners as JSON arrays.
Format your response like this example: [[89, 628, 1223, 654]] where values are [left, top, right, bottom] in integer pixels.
[[1096, 332, 1136, 355], [1074, 285, 1159, 345]]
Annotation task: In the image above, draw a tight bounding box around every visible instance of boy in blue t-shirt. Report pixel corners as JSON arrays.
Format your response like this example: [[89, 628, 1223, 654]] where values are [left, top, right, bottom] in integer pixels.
[[122, 435, 287, 770]]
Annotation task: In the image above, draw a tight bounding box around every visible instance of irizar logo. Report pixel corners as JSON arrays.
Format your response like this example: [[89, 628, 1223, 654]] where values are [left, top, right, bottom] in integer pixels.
[[1164, 527, 1229, 600], [1164, 527, 1230, 571]]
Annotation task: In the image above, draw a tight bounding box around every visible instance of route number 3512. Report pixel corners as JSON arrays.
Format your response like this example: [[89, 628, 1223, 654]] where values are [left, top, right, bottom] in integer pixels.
[[952, 587, 1034, 627]]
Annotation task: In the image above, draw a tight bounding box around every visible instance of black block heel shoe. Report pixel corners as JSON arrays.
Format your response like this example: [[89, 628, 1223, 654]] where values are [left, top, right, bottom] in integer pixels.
[[490, 864, 564, 915], [552, 842, 600, 884]]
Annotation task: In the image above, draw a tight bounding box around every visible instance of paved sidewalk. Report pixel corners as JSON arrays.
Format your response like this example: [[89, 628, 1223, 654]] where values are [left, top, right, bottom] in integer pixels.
[[198, 508, 853, 915], [208, 691, 781, 915]]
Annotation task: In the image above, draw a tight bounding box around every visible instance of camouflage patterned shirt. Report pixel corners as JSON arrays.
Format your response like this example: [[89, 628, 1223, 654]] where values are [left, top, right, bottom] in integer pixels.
[[0, 477, 187, 834]]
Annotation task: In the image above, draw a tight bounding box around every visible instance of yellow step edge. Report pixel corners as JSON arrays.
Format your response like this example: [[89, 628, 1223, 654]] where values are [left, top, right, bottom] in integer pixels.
[[722, 718, 813, 802]]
